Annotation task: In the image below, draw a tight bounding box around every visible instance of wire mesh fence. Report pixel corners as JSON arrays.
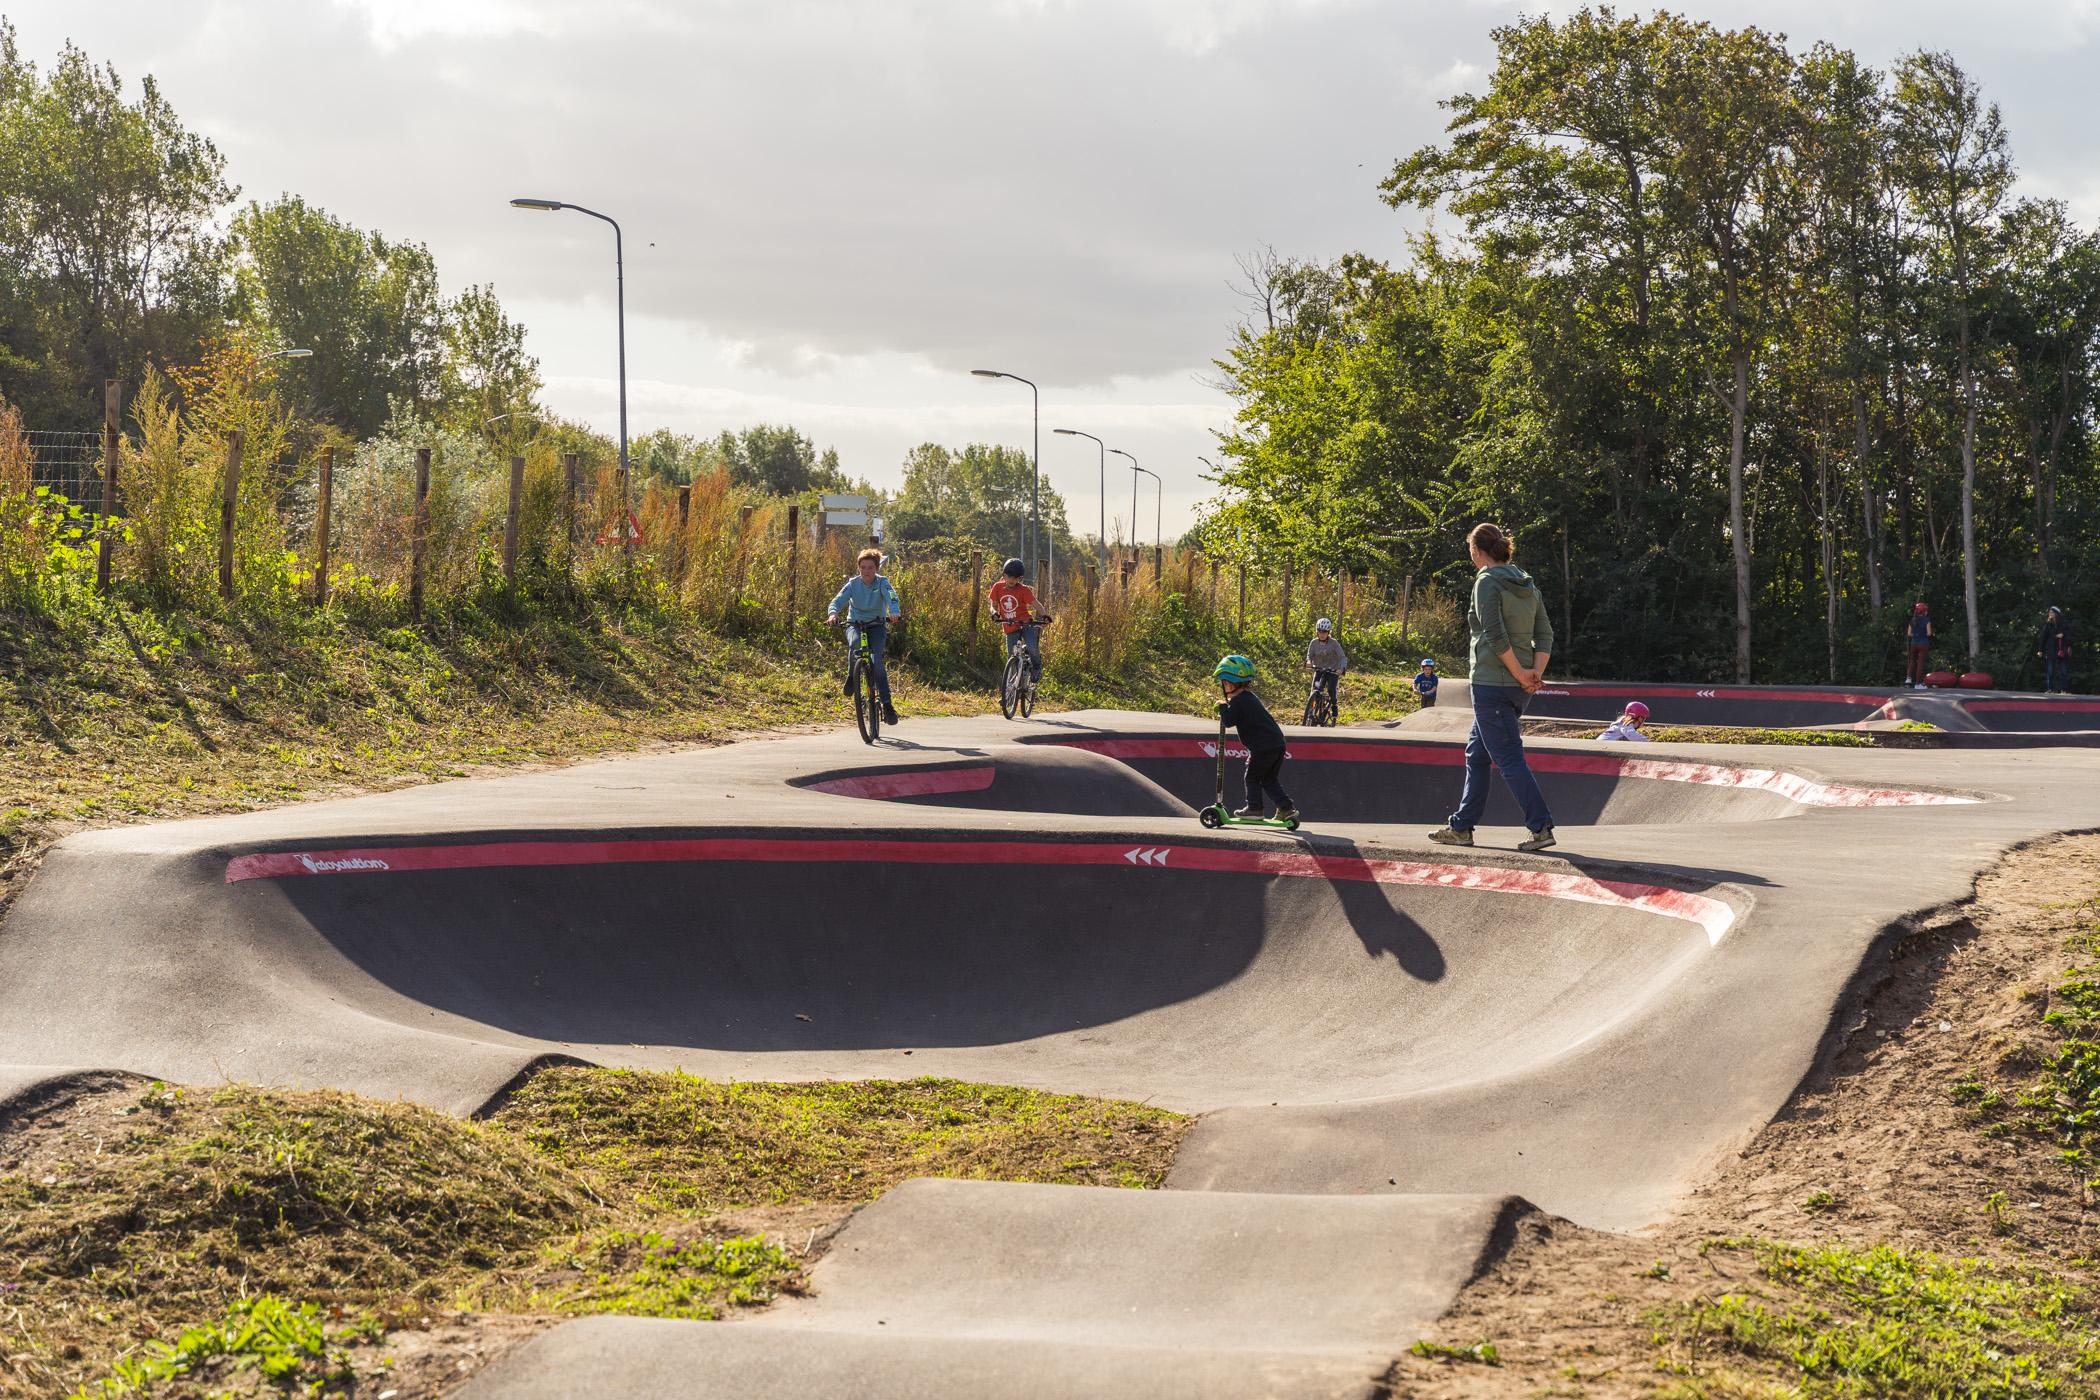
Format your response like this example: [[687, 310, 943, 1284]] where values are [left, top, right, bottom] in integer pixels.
[[25, 431, 113, 514]]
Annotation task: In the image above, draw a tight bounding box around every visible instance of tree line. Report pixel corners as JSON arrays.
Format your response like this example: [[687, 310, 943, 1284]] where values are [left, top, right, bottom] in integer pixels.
[[1203, 7, 2100, 686]]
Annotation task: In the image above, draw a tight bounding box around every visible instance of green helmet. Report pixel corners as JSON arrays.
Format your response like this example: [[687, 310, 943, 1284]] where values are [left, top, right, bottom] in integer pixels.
[[1212, 653, 1256, 683]]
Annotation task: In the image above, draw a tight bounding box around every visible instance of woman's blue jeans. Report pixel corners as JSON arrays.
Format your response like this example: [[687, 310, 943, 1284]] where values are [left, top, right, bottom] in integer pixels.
[[845, 621, 894, 708], [1448, 683, 1554, 834]]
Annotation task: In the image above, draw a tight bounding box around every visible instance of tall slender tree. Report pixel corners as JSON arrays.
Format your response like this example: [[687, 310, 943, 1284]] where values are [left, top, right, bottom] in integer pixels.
[[1890, 51, 2011, 666]]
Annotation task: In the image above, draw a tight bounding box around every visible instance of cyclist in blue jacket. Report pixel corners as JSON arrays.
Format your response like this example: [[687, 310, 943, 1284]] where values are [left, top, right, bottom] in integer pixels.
[[828, 547, 902, 725]]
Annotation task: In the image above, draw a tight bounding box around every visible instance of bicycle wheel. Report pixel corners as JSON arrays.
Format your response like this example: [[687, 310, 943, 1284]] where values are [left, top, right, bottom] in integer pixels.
[[1019, 668, 1037, 719], [853, 658, 879, 744], [1000, 651, 1022, 720], [1302, 693, 1321, 726], [1317, 691, 1337, 727]]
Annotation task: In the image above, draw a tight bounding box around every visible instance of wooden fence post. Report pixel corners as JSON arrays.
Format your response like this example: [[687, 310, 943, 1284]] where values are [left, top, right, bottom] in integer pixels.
[[1237, 563, 1246, 634], [617, 465, 633, 564], [97, 379, 119, 594], [503, 454, 524, 586], [218, 430, 241, 601], [675, 485, 692, 580], [1084, 563, 1097, 668], [1035, 556, 1047, 606], [786, 504, 800, 629], [562, 452, 580, 567], [314, 446, 334, 607], [410, 446, 430, 618], [734, 503, 755, 605], [968, 549, 985, 662]]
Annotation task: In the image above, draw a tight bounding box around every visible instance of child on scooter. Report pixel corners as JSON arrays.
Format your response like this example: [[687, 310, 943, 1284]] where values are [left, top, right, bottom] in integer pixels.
[[1214, 653, 1296, 822]]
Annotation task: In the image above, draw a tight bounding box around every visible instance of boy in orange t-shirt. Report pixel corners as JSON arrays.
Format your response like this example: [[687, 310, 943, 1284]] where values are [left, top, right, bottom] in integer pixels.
[[987, 558, 1045, 682]]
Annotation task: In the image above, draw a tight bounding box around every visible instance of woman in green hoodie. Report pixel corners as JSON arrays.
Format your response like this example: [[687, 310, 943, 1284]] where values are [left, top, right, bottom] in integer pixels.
[[1429, 523, 1557, 852]]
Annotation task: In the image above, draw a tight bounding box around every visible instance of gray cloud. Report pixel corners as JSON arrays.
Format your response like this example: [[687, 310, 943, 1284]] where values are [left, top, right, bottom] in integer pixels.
[[14, 0, 2100, 388]]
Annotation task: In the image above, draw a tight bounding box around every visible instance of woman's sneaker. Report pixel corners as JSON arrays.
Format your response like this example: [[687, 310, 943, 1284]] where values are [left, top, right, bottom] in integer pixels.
[[1427, 826, 1472, 846], [1518, 827, 1557, 852]]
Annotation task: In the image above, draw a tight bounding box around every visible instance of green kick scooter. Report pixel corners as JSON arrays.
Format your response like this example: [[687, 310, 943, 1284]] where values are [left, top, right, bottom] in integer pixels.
[[1197, 710, 1300, 831]]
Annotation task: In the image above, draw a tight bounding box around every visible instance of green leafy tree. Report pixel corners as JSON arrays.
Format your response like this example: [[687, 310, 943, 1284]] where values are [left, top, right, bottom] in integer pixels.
[[230, 196, 449, 437], [890, 441, 1074, 560], [0, 22, 233, 425], [439, 283, 540, 436]]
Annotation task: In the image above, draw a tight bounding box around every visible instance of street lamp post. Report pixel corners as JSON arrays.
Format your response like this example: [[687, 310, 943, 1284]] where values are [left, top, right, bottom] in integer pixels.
[[511, 197, 629, 553], [1108, 448, 1139, 580], [1052, 428, 1108, 573], [970, 369, 1039, 578], [260, 347, 312, 364], [1136, 465, 1162, 578]]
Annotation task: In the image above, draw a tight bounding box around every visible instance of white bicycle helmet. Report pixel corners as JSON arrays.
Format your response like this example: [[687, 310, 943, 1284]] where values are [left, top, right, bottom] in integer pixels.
[[1314, 617, 1333, 632]]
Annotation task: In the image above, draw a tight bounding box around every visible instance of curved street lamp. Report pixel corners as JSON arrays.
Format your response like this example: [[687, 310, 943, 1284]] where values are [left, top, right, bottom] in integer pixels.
[[511, 196, 630, 552], [1134, 465, 1161, 581], [1108, 448, 1139, 577], [970, 369, 1040, 574], [261, 347, 312, 363], [1052, 427, 1108, 572]]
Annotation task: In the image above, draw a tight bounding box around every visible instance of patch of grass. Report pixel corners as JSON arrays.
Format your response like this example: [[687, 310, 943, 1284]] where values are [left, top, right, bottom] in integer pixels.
[[1799, 1190, 1837, 1214], [1410, 1338, 1502, 1365], [2043, 971, 2100, 1036], [1653, 1240, 2100, 1397], [493, 1066, 1190, 1211], [1646, 725, 1873, 747], [72, 1295, 358, 1399], [504, 1228, 800, 1321]]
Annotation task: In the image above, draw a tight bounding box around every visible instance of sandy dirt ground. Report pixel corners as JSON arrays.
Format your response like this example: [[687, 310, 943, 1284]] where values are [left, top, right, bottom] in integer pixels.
[[1384, 832, 2100, 1397]]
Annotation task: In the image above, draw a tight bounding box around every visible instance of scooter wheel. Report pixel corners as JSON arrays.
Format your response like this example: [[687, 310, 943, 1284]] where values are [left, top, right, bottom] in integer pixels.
[[1198, 807, 1224, 829], [1283, 817, 1300, 831]]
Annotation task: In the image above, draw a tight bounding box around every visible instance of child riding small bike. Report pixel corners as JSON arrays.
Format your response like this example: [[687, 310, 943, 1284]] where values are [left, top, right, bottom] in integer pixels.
[[827, 547, 902, 726], [987, 558, 1050, 682], [1304, 618, 1348, 719]]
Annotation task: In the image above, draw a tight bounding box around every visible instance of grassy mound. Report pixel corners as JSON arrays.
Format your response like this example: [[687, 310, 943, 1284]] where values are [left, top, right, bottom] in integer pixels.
[[0, 1069, 1188, 1397], [3, 1084, 587, 1306], [494, 1067, 1191, 1211]]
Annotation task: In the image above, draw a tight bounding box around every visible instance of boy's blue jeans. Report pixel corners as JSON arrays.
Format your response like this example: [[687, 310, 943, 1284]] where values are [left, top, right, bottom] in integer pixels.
[[845, 621, 894, 708], [1448, 683, 1554, 834], [2047, 655, 2070, 691]]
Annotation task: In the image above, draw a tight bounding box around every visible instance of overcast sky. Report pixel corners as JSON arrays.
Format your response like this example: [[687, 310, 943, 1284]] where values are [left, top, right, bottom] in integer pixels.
[[12, 0, 2100, 541]]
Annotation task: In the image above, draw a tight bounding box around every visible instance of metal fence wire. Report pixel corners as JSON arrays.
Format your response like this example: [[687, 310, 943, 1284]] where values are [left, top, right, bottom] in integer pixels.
[[24, 431, 114, 514]]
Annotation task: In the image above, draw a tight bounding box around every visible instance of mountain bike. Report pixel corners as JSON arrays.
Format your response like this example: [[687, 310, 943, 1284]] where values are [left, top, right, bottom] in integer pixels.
[[833, 619, 889, 744], [999, 616, 1054, 721], [1301, 667, 1340, 727]]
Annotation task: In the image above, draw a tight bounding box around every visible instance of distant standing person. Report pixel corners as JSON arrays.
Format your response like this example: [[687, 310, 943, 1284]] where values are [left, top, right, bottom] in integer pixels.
[[1906, 602, 1933, 689], [2039, 606, 2073, 694], [1428, 523, 1557, 853]]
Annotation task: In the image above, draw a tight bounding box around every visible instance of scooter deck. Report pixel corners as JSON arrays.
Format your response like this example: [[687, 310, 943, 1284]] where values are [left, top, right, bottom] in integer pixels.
[[1197, 804, 1300, 832]]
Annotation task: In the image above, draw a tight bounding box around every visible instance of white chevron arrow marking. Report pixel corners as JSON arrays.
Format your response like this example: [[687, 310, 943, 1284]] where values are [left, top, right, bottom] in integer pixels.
[[1124, 847, 1170, 866]]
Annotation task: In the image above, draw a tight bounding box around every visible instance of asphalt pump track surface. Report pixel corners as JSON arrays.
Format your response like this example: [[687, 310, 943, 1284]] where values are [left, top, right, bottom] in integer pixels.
[[1513, 676, 2100, 735], [6, 709, 2099, 1397]]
